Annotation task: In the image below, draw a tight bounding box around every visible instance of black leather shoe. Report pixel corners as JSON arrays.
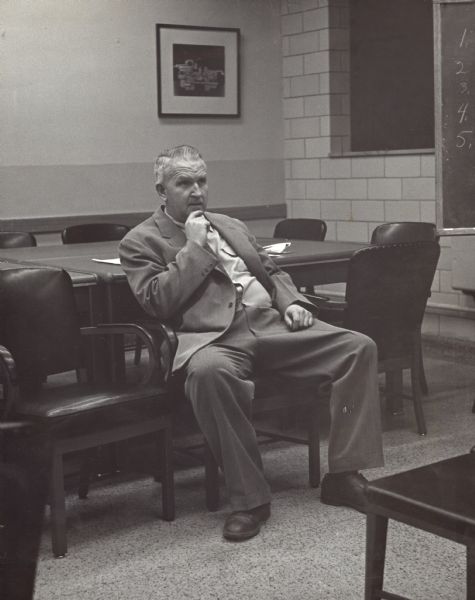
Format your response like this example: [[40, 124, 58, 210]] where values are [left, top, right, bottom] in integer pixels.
[[320, 471, 368, 513], [223, 503, 271, 542]]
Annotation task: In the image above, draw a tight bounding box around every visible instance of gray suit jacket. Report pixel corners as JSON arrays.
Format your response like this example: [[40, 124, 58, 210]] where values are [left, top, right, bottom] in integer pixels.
[[119, 208, 311, 371]]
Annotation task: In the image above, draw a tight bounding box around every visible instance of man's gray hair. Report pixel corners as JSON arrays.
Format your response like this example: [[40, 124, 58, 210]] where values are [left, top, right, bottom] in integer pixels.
[[154, 145, 204, 187]]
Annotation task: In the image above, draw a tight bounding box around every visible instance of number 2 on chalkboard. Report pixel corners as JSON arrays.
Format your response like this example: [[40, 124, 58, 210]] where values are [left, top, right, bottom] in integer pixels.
[[455, 60, 467, 75]]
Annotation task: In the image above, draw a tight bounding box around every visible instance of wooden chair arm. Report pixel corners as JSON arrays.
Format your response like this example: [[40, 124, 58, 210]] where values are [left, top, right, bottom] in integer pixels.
[[81, 321, 179, 383], [0, 345, 26, 424], [132, 320, 178, 381], [303, 293, 348, 325], [0, 344, 17, 386], [81, 323, 163, 384], [303, 293, 348, 311]]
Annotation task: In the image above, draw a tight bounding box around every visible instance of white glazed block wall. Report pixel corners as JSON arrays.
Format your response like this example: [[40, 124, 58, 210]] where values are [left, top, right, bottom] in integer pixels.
[[281, 0, 475, 340]]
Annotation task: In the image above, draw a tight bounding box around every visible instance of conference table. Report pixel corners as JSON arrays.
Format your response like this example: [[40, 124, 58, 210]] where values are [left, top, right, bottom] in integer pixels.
[[0, 238, 367, 377]]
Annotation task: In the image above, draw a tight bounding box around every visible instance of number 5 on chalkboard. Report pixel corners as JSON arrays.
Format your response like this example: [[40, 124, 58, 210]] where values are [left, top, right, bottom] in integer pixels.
[[456, 130, 473, 149]]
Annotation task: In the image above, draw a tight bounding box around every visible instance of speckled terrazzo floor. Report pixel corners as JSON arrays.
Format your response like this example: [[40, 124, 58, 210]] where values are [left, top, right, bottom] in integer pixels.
[[32, 350, 475, 600]]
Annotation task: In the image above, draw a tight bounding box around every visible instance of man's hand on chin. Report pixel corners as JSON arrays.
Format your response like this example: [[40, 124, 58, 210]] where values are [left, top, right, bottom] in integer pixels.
[[284, 304, 314, 331]]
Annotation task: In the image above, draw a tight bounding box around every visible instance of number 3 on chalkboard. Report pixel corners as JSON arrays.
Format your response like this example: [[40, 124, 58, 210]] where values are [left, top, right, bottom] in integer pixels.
[[456, 130, 473, 149]]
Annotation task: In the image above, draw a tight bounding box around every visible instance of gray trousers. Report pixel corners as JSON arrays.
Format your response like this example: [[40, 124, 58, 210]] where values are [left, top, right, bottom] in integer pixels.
[[184, 305, 384, 511]]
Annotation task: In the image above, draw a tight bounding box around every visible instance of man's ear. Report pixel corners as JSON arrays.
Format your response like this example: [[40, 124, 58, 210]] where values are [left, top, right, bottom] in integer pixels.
[[156, 183, 166, 202]]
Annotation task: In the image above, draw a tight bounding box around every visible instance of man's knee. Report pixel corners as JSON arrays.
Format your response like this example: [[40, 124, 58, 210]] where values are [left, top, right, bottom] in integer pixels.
[[186, 356, 232, 390], [343, 330, 377, 364]]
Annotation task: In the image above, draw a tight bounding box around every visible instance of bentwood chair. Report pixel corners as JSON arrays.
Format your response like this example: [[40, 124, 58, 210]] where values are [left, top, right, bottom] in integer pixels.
[[365, 448, 475, 599], [0, 231, 37, 248], [273, 219, 327, 294], [371, 222, 439, 398], [310, 242, 440, 435], [155, 319, 329, 512], [61, 223, 130, 244], [0, 267, 174, 557]]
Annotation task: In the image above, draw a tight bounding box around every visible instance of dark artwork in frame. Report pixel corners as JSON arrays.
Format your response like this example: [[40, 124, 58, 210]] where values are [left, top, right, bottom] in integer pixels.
[[172, 43, 225, 98], [156, 24, 240, 118]]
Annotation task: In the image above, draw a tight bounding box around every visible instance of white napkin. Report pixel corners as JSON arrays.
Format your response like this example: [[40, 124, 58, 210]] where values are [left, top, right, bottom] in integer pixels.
[[263, 242, 291, 254], [91, 257, 121, 264]]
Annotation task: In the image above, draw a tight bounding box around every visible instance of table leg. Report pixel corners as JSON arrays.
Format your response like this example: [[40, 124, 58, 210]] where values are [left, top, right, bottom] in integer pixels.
[[365, 512, 388, 600]]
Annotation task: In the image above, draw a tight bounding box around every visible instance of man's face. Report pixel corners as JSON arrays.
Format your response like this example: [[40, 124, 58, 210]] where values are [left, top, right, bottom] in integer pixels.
[[159, 158, 208, 223]]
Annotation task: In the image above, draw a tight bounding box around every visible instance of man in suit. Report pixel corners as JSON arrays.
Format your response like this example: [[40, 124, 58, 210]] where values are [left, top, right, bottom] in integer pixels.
[[119, 145, 384, 541]]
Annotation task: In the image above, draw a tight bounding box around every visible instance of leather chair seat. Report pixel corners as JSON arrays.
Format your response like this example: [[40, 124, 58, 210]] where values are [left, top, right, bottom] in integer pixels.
[[14, 382, 169, 420]]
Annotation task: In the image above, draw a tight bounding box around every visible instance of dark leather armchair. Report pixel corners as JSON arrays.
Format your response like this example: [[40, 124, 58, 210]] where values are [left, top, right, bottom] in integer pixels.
[[0, 267, 174, 557], [0, 231, 37, 248], [371, 221, 438, 245], [61, 223, 130, 244], [309, 241, 441, 435], [273, 218, 327, 242], [154, 319, 329, 512], [370, 221, 439, 397]]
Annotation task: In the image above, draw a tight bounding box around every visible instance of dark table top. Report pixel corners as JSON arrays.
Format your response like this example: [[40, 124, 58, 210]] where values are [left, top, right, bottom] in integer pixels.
[[367, 452, 475, 531], [0, 238, 367, 279]]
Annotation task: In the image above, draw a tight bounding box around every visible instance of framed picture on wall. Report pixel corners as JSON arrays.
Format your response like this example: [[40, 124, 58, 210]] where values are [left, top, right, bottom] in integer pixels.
[[156, 24, 240, 118]]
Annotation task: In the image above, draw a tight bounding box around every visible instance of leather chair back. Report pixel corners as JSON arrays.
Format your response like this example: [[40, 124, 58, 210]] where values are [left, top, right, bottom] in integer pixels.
[[0, 268, 81, 383], [274, 218, 327, 241], [0, 231, 37, 248], [344, 242, 440, 361], [61, 223, 130, 244], [371, 222, 437, 244]]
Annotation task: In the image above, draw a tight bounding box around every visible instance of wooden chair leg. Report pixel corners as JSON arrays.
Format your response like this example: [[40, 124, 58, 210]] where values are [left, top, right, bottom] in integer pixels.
[[308, 404, 320, 488], [49, 450, 67, 558], [78, 449, 94, 499], [204, 440, 220, 512], [385, 370, 404, 415], [415, 332, 429, 396], [158, 426, 175, 522], [365, 513, 388, 600], [411, 352, 427, 436]]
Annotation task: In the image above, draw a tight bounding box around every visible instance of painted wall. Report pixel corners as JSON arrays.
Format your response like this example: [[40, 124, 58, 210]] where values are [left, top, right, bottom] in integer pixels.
[[280, 0, 475, 340], [1, 0, 284, 218]]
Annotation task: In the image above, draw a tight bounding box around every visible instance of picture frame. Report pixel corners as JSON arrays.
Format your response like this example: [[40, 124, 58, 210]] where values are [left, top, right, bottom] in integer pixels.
[[156, 24, 240, 118]]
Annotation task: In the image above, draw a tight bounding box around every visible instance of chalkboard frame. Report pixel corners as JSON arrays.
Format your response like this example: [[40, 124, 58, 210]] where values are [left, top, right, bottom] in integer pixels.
[[434, 0, 475, 236]]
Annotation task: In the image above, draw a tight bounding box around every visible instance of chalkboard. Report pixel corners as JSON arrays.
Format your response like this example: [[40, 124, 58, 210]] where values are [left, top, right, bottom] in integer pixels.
[[435, 0, 475, 232]]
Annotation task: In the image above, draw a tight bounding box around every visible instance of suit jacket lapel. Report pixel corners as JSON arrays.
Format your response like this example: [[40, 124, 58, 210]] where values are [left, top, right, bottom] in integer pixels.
[[206, 213, 273, 292], [153, 208, 186, 248]]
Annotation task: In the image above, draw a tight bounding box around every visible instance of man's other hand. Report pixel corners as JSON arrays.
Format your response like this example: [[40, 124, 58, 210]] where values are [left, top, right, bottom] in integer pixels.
[[284, 304, 314, 331], [185, 210, 209, 247]]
